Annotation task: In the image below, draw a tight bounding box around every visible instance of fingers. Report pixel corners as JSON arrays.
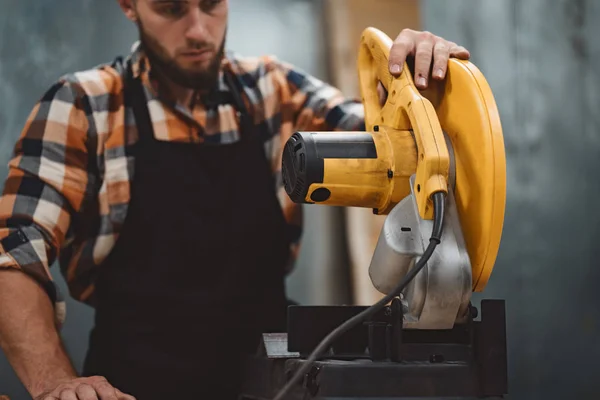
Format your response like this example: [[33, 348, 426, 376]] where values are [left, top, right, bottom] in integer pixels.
[[389, 29, 437, 89], [58, 389, 78, 400], [91, 380, 119, 400], [450, 43, 471, 60], [388, 28, 471, 89], [35, 376, 133, 400], [115, 390, 136, 400], [432, 40, 471, 80], [413, 33, 435, 89], [389, 29, 415, 76], [432, 40, 451, 80], [428, 38, 470, 82], [75, 384, 99, 400]]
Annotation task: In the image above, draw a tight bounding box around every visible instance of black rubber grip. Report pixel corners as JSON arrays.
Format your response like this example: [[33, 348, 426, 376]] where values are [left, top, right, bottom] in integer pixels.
[[313, 133, 377, 159], [282, 132, 323, 203], [282, 132, 377, 203]]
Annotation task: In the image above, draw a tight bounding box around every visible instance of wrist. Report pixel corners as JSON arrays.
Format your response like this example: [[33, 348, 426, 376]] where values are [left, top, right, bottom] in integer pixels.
[[19, 348, 78, 398], [29, 372, 78, 399]]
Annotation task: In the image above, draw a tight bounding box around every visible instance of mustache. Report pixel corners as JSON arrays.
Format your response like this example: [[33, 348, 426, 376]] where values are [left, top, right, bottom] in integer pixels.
[[182, 41, 215, 52]]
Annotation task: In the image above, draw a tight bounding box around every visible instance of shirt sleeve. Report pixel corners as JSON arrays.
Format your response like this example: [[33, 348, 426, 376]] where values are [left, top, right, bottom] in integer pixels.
[[0, 78, 96, 326], [275, 58, 366, 132], [265, 57, 366, 275]]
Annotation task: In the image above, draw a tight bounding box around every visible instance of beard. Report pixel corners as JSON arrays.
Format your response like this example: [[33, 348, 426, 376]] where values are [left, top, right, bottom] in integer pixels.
[[137, 21, 226, 91]]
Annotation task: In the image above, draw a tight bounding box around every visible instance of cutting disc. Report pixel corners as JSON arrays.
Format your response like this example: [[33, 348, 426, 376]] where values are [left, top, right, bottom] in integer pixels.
[[428, 59, 506, 291]]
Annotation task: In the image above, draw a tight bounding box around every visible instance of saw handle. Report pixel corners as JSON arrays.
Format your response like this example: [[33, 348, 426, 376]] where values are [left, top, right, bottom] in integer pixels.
[[358, 27, 449, 219]]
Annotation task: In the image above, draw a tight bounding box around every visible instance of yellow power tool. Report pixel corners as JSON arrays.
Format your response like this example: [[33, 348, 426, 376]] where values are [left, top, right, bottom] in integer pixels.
[[244, 27, 508, 400], [282, 27, 506, 301]]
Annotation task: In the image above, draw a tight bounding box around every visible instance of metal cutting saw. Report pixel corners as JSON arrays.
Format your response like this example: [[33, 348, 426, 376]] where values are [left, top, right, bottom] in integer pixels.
[[240, 27, 507, 400]]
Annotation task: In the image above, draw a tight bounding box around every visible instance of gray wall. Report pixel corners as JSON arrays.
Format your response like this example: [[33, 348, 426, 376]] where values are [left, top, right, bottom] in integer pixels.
[[0, 0, 342, 398], [422, 0, 600, 399]]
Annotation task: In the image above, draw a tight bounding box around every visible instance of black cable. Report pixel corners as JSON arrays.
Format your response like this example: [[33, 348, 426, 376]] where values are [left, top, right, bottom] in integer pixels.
[[272, 191, 447, 400], [430, 191, 445, 244]]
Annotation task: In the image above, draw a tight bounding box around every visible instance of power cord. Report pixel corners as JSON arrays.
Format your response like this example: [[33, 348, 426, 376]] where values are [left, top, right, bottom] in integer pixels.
[[272, 191, 447, 400]]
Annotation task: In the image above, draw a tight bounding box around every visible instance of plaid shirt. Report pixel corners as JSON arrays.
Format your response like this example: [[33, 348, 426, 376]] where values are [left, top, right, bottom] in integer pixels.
[[0, 42, 365, 325]]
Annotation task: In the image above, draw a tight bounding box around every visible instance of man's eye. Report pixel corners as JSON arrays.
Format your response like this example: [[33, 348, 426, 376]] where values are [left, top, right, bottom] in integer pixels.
[[161, 4, 186, 17], [200, 0, 223, 12]]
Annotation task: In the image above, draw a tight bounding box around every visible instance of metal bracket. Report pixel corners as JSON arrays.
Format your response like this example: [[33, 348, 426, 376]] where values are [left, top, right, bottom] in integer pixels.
[[368, 174, 472, 329]]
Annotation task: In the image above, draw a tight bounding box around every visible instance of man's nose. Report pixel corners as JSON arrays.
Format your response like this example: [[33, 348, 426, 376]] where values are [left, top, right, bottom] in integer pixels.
[[184, 8, 210, 42]]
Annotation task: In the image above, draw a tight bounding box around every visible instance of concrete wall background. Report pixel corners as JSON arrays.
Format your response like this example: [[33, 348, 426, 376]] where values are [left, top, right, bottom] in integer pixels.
[[422, 1, 600, 399], [0, 0, 346, 397]]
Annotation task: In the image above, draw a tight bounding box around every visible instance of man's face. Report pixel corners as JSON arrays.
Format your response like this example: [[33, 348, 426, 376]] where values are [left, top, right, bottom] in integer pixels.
[[129, 0, 229, 90]]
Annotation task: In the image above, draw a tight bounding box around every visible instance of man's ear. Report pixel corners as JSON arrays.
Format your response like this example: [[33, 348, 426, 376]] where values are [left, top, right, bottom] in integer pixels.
[[117, 0, 138, 22]]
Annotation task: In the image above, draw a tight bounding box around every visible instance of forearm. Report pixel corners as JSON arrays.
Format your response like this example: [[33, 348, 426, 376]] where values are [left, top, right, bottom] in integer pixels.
[[0, 269, 76, 398]]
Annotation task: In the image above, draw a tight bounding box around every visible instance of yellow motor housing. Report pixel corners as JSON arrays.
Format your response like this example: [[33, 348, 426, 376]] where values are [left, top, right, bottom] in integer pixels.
[[281, 128, 418, 216]]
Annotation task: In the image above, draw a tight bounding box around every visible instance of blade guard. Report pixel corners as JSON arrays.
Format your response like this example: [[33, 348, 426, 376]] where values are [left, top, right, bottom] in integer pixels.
[[358, 27, 506, 292]]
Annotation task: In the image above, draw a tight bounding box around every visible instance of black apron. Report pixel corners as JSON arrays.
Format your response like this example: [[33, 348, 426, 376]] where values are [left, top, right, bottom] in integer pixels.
[[83, 64, 290, 399]]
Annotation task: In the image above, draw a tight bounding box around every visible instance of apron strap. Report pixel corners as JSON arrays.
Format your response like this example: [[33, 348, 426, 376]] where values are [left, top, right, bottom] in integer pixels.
[[199, 70, 256, 145], [223, 71, 250, 117], [124, 61, 155, 146]]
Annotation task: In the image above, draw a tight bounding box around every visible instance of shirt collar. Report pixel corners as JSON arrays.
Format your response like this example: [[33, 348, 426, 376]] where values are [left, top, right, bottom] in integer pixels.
[[126, 41, 238, 127]]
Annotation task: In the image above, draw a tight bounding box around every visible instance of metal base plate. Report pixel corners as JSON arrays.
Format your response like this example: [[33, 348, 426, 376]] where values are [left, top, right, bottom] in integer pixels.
[[239, 300, 508, 399]]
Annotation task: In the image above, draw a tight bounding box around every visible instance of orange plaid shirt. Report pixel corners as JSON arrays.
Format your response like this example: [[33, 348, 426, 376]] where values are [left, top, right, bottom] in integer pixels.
[[0, 42, 365, 324]]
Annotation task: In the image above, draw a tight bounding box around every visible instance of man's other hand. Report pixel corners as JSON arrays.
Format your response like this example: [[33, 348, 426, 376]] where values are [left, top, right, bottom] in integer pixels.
[[388, 28, 470, 89], [34, 376, 135, 400]]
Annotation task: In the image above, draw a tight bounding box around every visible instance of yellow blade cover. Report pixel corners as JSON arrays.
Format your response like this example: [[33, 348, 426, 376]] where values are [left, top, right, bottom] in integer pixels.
[[358, 27, 506, 292]]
